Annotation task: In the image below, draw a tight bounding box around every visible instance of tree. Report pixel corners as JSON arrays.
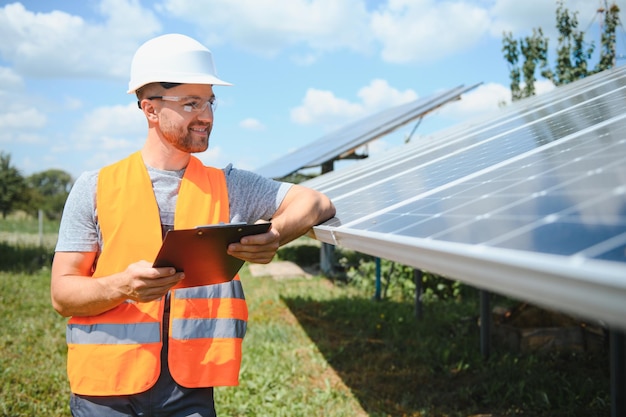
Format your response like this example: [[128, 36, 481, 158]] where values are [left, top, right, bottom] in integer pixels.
[[502, 28, 550, 100], [24, 169, 74, 220], [546, 0, 594, 86], [502, 32, 522, 101], [520, 28, 551, 97], [596, 2, 621, 72], [502, 1, 621, 101], [0, 152, 27, 218]]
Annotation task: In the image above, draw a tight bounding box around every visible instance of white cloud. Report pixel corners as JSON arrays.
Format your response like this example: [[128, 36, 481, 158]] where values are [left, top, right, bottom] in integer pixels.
[[158, 0, 626, 65], [3, 0, 617, 84], [41, 102, 148, 174], [488, 0, 557, 37], [439, 82, 511, 120], [240, 118, 265, 130], [0, 66, 23, 91], [290, 52, 319, 66], [0, 131, 46, 146], [68, 102, 145, 155], [489, 0, 626, 41], [291, 79, 417, 128], [158, 0, 496, 64], [0, 107, 47, 131], [534, 79, 556, 96], [63, 96, 84, 111], [433, 80, 556, 127], [371, 0, 491, 64], [357, 78, 418, 108], [158, 0, 372, 58], [99, 136, 137, 151], [0, 0, 161, 80], [291, 88, 363, 125]]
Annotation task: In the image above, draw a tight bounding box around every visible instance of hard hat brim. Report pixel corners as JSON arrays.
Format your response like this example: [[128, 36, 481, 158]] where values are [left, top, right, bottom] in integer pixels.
[[127, 75, 232, 94]]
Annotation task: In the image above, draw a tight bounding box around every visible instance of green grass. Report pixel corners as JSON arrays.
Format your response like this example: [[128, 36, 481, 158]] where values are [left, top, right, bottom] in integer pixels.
[[0, 238, 611, 416], [216, 272, 366, 416], [277, 284, 610, 417], [0, 270, 69, 416]]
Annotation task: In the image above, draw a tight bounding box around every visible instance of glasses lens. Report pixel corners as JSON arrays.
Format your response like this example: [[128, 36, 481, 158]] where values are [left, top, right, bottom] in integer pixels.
[[150, 96, 216, 113], [189, 98, 216, 113]]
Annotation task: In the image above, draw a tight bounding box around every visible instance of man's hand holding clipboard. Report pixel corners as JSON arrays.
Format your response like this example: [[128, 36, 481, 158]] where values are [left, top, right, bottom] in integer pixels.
[[153, 222, 272, 288], [225, 221, 281, 265]]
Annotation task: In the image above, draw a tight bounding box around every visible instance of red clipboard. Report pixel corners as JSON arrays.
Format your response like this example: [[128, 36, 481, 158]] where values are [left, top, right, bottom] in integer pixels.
[[153, 222, 271, 288]]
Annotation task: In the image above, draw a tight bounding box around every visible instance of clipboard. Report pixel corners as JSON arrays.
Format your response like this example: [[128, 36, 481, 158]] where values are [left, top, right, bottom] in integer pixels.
[[153, 222, 271, 288]]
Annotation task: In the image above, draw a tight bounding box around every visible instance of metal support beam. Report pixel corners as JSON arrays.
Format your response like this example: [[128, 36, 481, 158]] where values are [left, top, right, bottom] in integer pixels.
[[374, 257, 382, 301], [320, 242, 335, 276], [611, 329, 625, 417], [480, 289, 491, 359], [414, 269, 423, 319]]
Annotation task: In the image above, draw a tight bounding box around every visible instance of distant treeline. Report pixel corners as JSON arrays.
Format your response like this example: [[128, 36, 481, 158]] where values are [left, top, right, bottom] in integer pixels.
[[1, 151, 73, 220]]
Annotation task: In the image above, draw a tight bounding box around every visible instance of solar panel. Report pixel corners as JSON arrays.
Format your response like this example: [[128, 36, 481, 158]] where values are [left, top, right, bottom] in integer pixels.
[[306, 65, 626, 331], [254, 84, 480, 179]]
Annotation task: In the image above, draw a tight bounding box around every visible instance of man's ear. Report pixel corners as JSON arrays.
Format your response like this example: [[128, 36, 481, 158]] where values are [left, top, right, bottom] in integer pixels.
[[140, 99, 158, 122]]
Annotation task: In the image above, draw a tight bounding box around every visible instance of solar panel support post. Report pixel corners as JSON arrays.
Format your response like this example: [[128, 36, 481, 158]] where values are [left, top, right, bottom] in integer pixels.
[[374, 257, 382, 301], [320, 160, 336, 277], [320, 242, 335, 276], [610, 328, 625, 417], [480, 290, 491, 359], [414, 269, 423, 320]]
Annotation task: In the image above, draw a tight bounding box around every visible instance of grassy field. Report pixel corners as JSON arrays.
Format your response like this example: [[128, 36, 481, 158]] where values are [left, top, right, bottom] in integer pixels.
[[0, 217, 612, 416]]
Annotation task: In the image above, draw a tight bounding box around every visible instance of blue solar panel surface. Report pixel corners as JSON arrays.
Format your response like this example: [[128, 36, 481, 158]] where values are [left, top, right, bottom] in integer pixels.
[[307, 68, 626, 264]]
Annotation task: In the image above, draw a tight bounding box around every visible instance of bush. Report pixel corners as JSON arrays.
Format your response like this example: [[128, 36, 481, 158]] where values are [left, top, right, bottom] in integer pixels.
[[338, 252, 466, 302], [276, 242, 467, 303]]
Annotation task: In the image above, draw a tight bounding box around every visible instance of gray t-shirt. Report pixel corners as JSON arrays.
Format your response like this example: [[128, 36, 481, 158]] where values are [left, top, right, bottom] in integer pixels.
[[55, 163, 292, 253]]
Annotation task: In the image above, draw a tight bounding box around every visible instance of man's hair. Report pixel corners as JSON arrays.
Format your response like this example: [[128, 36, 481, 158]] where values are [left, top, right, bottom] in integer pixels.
[[135, 82, 182, 100]]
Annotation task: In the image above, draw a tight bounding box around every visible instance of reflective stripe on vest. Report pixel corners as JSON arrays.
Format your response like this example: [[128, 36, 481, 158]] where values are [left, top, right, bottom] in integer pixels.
[[67, 322, 161, 344], [174, 279, 246, 299], [171, 280, 247, 340], [66, 151, 246, 396], [172, 318, 246, 339]]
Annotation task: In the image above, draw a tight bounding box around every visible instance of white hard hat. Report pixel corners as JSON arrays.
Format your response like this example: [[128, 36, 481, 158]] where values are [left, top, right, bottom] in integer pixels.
[[127, 33, 232, 94]]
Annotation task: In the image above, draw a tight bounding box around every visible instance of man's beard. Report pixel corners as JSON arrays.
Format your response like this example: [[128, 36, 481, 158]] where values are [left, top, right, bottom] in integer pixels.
[[162, 121, 211, 153]]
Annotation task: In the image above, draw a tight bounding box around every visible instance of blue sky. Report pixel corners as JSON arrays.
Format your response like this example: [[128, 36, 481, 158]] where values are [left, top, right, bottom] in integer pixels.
[[1, 0, 624, 179]]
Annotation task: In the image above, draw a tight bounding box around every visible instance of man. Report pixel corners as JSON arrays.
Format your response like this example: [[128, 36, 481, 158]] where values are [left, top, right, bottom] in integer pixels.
[[51, 33, 335, 417]]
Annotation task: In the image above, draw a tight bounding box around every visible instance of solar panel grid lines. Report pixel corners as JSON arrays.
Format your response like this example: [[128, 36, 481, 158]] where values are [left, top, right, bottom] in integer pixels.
[[301, 75, 592, 191], [578, 225, 626, 259], [312, 82, 626, 222], [340, 118, 626, 260], [308, 73, 626, 195], [310, 81, 626, 202]]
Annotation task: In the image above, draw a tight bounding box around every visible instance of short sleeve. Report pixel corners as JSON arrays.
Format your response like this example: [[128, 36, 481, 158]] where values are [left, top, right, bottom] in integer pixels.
[[55, 171, 100, 252], [223, 164, 293, 224]]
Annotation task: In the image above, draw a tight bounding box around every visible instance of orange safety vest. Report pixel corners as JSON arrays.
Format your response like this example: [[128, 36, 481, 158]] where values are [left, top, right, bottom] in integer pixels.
[[66, 151, 248, 396]]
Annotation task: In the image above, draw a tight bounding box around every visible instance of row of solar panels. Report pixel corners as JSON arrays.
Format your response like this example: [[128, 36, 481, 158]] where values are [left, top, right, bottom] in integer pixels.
[[300, 66, 626, 331]]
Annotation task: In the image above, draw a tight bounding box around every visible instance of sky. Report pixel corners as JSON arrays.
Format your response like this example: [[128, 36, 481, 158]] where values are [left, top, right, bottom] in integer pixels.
[[1, 0, 625, 179]]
